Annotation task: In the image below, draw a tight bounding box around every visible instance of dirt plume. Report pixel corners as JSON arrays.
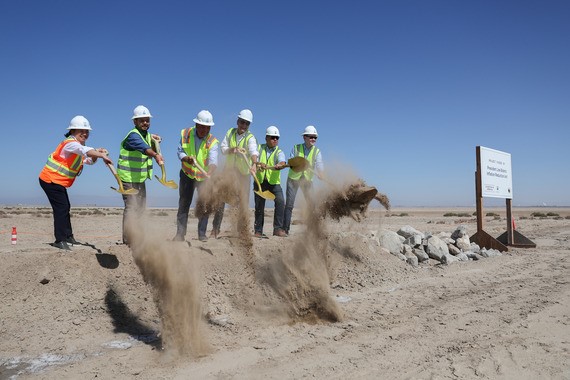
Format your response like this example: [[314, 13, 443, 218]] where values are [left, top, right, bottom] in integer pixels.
[[320, 179, 390, 221], [264, 232, 342, 322], [125, 216, 210, 357], [195, 169, 253, 249], [262, 179, 389, 323]]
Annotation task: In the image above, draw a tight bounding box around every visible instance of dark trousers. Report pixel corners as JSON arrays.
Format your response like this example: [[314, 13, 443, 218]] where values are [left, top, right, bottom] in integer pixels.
[[122, 182, 147, 244], [254, 180, 285, 234], [176, 170, 209, 239], [211, 173, 250, 233], [283, 178, 313, 234], [40, 178, 73, 243]]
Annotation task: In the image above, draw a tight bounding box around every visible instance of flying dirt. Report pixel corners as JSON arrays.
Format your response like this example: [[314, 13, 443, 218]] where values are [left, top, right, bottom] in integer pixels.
[[125, 175, 389, 356]]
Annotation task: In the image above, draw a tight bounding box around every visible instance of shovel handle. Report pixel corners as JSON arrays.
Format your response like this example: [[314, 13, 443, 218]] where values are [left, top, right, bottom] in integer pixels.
[[188, 156, 210, 178], [238, 151, 266, 192], [106, 162, 119, 176], [151, 135, 162, 155], [106, 163, 126, 192]]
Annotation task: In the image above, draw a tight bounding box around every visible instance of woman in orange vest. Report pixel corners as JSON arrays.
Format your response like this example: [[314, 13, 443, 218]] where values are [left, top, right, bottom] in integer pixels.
[[39, 116, 113, 250]]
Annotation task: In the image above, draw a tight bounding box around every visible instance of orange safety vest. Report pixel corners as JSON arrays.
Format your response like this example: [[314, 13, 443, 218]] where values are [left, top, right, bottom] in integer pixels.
[[39, 137, 84, 187], [180, 127, 218, 181]]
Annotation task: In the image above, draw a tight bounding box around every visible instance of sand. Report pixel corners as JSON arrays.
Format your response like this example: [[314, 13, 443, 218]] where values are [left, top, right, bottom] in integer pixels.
[[1, 205, 569, 379]]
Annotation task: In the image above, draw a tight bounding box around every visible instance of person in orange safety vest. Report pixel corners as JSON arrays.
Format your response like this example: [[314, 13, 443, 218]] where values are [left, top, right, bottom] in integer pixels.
[[39, 115, 113, 250]]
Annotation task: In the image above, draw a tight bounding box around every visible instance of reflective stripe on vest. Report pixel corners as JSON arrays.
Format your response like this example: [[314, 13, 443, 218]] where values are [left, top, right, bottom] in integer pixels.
[[39, 137, 84, 187], [117, 128, 153, 183], [181, 127, 218, 181], [288, 144, 319, 181], [256, 144, 282, 185], [225, 128, 253, 175]]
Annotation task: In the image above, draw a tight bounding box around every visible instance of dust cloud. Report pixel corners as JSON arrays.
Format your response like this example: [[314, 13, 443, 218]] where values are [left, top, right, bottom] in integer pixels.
[[124, 169, 389, 352], [264, 173, 389, 323], [195, 169, 253, 249], [124, 215, 210, 357]]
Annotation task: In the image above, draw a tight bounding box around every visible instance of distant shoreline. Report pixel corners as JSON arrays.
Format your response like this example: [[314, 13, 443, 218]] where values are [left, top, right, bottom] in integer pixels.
[[2, 205, 569, 211]]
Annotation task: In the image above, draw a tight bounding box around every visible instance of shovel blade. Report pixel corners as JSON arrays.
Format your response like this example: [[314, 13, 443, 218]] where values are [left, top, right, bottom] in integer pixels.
[[288, 157, 309, 172], [155, 175, 179, 189], [161, 180, 178, 189], [255, 190, 275, 200]]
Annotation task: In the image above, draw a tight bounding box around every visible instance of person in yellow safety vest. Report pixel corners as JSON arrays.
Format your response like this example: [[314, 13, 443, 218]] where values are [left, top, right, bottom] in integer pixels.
[[254, 126, 288, 238], [209, 109, 259, 239], [39, 116, 113, 250], [283, 125, 324, 235], [117, 105, 164, 245], [173, 110, 219, 242]]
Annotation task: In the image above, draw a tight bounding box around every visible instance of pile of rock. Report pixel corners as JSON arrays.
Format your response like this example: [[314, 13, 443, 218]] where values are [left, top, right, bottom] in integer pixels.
[[375, 225, 503, 266]]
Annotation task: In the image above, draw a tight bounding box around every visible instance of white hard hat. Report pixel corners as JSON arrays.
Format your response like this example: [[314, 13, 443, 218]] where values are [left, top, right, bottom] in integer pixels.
[[193, 110, 215, 126], [302, 125, 318, 136], [237, 109, 253, 123], [67, 115, 92, 130], [132, 105, 153, 119], [266, 126, 280, 137]]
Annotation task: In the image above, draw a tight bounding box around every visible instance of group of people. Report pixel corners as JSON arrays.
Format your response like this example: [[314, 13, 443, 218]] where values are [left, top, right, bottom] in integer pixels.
[[39, 106, 324, 250]]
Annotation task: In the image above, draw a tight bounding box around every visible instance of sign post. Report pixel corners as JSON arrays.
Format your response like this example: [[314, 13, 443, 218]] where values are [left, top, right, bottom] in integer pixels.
[[470, 146, 535, 251]]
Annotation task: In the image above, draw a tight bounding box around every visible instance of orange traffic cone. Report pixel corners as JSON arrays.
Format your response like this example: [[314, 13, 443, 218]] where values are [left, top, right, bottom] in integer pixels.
[[11, 226, 17, 245]]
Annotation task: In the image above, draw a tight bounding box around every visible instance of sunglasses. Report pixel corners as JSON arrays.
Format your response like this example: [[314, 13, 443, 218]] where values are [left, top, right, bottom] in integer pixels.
[[305, 135, 317, 140], [268, 136, 279, 140]]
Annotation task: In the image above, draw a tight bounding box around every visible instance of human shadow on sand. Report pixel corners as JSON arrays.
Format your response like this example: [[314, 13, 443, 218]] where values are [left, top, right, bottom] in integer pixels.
[[105, 285, 161, 348]]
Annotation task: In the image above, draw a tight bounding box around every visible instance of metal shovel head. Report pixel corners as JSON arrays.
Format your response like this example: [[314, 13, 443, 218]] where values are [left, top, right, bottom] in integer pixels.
[[155, 175, 178, 189], [155, 164, 178, 189], [110, 186, 139, 195], [255, 189, 275, 200], [288, 157, 309, 172], [252, 171, 276, 200]]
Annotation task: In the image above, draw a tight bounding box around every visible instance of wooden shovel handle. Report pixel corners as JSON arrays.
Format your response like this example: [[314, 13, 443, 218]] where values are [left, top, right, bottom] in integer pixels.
[[189, 157, 210, 178], [151, 135, 162, 155], [237, 151, 263, 191], [106, 162, 119, 176]]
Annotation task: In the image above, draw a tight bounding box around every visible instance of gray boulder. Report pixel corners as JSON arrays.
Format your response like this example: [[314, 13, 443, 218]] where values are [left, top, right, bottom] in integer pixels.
[[404, 234, 423, 247], [397, 225, 425, 239], [441, 253, 459, 265], [406, 254, 419, 267], [426, 235, 449, 261], [448, 244, 461, 256], [451, 225, 469, 240], [413, 248, 429, 262], [377, 229, 404, 255]]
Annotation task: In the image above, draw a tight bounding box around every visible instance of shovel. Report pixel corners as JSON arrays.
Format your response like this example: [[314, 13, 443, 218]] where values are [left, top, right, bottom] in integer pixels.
[[237, 151, 275, 200], [151, 136, 178, 189], [189, 157, 210, 178], [265, 156, 309, 172], [106, 162, 139, 195]]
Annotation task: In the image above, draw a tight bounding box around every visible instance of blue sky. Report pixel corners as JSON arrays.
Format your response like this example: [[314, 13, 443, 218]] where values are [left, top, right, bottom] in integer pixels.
[[1, 0, 568, 207]]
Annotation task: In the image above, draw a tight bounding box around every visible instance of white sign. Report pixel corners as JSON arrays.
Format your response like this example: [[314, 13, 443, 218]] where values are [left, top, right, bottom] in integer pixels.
[[479, 146, 513, 199]]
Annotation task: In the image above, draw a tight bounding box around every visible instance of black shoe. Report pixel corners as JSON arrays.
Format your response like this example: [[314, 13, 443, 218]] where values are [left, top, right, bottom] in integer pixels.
[[198, 235, 208, 242], [66, 236, 82, 245], [50, 241, 71, 251], [172, 235, 185, 242]]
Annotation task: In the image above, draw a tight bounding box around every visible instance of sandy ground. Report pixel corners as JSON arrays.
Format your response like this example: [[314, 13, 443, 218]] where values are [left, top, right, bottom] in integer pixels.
[[1, 205, 569, 379]]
